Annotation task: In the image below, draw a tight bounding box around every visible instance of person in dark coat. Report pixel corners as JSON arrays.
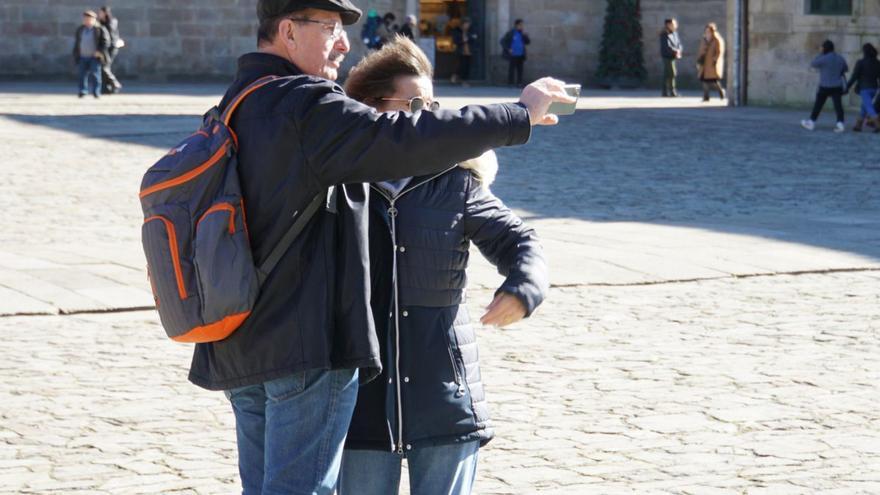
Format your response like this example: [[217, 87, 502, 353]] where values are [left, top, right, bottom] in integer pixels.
[[399, 14, 417, 40], [660, 18, 682, 97], [846, 43, 880, 132], [339, 36, 548, 495], [98, 6, 123, 94], [72, 10, 110, 98], [500, 19, 530, 87], [204, 1, 573, 493], [801, 39, 849, 132], [451, 17, 478, 85]]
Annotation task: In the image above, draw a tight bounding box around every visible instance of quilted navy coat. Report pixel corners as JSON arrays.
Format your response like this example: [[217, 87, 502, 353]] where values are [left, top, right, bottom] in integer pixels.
[[345, 155, 549, 454]]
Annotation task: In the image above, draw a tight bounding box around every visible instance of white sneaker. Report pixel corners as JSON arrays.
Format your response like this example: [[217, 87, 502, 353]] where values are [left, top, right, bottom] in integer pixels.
[[800, 119, 815, 131], [834, 122, 845, 133]]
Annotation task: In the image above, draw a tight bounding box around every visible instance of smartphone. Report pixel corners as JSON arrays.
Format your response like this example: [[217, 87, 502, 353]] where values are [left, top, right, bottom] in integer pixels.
[[547, 84, 581, 116]]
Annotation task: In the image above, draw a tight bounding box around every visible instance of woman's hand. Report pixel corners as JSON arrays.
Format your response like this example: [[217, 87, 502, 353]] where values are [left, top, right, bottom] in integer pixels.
[[480, 292, 527, 327]]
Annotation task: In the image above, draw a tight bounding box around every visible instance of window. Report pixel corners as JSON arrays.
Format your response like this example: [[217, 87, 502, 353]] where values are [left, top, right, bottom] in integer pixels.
[[806, 0, 853, 15]]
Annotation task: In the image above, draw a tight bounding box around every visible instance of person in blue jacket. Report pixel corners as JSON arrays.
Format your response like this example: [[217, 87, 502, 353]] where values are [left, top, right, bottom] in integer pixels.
[[339, 36, 549, 495]]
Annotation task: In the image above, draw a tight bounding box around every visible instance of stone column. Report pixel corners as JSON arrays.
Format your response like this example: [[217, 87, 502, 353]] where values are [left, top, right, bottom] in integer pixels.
[[406, 0, 418, 17]]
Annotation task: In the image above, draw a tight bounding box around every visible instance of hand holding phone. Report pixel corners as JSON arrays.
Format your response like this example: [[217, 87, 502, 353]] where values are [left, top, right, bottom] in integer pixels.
[[547, 84, 581, 116]]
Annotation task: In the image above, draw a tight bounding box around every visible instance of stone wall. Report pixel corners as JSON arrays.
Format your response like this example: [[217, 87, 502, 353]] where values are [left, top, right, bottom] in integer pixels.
[[747, 0, 880, 106], [0, 0, 261, 81], [0, 0, 726, 90]]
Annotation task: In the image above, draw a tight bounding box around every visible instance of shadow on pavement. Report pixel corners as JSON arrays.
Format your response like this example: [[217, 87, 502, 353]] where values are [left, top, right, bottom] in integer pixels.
[[490, 106, 880, 261], [4, 103, 879, 262]]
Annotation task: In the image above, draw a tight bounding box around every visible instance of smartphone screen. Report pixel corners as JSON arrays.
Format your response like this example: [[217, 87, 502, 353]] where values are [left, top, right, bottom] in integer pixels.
[[547, 84, 581, 116]]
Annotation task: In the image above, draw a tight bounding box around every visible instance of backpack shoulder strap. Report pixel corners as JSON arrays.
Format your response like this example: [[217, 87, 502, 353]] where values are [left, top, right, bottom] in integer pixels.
[[220, 75, 283, 125], [212, 74, 322, 286], [256, 191, 326, 285]]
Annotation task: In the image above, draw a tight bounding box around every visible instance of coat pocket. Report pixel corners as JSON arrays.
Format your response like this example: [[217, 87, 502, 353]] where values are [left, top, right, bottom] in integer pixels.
[[193, 197, 259, 326]]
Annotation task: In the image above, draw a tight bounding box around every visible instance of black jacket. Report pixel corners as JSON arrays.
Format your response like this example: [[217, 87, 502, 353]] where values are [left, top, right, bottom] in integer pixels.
[[72, 24, 110, 64], [847, 57, 880, 93], [345, 167, 548, 453], [187, 53, 532, 391], [660, 31, 682, 59], [452, 27, 478, 56]]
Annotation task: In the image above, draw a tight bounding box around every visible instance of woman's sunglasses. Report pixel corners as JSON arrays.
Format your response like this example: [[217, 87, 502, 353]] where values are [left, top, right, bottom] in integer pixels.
[[380, 96, 441, 112]]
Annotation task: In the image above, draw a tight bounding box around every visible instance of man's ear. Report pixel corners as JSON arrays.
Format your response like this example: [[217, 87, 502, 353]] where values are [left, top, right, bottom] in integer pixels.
[[280, 18, 295, 45]]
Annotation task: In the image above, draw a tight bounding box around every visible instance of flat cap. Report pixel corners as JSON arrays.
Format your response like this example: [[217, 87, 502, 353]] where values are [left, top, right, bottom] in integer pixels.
[[257, 0, 363, 26]]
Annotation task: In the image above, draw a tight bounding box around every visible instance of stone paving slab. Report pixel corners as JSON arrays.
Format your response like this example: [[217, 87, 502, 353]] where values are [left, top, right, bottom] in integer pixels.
[[2, 273, 879, 493]]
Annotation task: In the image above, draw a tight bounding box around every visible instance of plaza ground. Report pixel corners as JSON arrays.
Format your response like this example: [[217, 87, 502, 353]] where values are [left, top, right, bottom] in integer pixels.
[[1, 83, 878, 494]]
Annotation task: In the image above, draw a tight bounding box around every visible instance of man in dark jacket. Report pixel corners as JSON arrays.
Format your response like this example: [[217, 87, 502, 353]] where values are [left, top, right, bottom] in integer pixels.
[[501, 19, 530, 87], [846, 43, 880, 132], [72, 11, 110, 98], [660, 18, 682, 97], [98, 6, 123, 94], [205, 1, 574, 492]]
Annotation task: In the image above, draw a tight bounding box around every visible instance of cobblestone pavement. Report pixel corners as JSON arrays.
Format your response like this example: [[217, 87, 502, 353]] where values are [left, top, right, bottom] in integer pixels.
[[1, 83, 879, 493], [3, 274, 879, 494]]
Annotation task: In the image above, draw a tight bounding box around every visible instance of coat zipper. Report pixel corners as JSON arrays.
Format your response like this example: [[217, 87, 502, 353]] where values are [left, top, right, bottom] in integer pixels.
[[446, 341, 466, 397], [370, 166, 457, 455]]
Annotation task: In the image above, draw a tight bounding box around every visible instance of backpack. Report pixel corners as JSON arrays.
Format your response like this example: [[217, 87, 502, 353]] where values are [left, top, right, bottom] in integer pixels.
[[139, 75, 324, 343]]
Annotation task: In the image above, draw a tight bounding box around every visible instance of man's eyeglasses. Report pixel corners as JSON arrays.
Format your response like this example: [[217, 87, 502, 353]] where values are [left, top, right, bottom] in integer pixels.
[[380, 96, 441, 112], [290, 18, 345, 41]]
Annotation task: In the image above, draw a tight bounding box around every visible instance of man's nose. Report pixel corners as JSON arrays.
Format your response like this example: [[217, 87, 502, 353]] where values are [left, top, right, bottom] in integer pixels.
[[335, 30, 350, 53]]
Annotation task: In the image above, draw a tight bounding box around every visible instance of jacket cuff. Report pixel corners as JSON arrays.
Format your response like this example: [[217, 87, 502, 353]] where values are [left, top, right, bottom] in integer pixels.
[[504, 102, 532, 146], [497, 279, 545, 318]]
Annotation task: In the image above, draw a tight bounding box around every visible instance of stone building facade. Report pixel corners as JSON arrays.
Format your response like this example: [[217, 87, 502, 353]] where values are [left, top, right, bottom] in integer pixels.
[[2, 0, 876, 106], [0, 0, 726, 89], [742, 0, 880, 106]]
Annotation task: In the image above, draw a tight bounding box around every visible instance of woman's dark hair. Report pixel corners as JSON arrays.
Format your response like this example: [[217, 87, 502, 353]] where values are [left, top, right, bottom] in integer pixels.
[[384, 12, 396, 22], [822, 39, 835, 54], [514, 18, 524, 27], [863, 43, 878, 59], [344, 35, 433, 106], [100, 6, 113, 20]]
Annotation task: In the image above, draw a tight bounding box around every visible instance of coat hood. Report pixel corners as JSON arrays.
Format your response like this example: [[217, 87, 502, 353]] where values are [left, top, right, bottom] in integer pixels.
[[458, 150, 498, 189]]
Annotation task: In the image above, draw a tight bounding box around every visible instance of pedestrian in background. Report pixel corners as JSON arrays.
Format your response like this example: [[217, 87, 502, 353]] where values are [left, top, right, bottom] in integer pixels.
[[697, 22, 725, 101], [501, 19, 530, 87], [72, 10, 109, 99], [340, 35, 548, 495], [846, 42, 880, 133], [801, 39, 849, 133], [660, 18, 682, 97], [376, 12, 398, 49], [399, 14, 417, 40], [98, 6, 123, 94], [451, 17, 478, 86]]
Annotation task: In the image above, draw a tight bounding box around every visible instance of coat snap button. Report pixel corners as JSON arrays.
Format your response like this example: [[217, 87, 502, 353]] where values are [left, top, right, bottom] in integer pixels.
[[404, 377, 410, 383], [402, 310, 409, 317], [388, 378, 393, 384], [399, 246, 406, 253], [406, 444, 412, 450]]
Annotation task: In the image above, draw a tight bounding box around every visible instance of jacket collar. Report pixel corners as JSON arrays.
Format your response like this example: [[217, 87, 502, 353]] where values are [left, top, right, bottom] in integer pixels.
[[236, 52, 305, 81]]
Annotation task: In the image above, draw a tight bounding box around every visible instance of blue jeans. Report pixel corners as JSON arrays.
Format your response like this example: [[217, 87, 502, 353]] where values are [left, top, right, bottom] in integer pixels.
[[77, 57, 102, 97], [859, 88, 878, 119], [338, 441, 479, 495], [224, 368, 358, 495]]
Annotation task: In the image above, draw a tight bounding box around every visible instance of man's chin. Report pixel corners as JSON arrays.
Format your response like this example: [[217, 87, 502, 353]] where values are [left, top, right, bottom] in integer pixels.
[[322, 68, 339, 81]]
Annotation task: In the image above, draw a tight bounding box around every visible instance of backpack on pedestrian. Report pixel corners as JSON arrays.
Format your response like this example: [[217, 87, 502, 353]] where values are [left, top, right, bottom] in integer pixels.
[[139, 75, 323, 343]]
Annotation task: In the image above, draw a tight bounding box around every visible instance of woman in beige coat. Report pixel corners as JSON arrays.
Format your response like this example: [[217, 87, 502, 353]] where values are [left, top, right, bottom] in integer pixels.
[[697, 22, 726, 101]]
